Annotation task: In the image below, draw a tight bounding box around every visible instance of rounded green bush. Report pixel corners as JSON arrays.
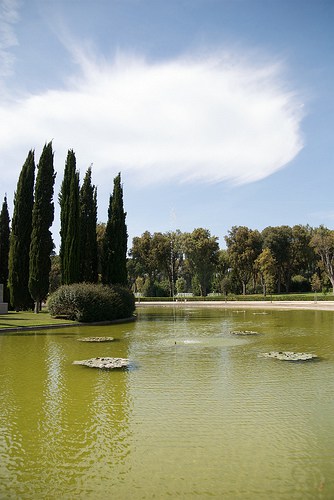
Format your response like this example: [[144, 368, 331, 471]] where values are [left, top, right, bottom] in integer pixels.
[[47, 283, 135, 322]]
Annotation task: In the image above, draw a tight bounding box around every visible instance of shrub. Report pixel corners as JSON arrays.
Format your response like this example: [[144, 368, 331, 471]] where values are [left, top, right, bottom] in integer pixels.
[[290, 275, 311, 293], [47, 283, 135, 322], [142, 279, 168, 297]]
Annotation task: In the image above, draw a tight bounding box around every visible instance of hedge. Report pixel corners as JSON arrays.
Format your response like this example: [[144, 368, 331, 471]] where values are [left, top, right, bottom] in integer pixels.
[[136, 293, 334, 302], [47, 283, 135, 322]]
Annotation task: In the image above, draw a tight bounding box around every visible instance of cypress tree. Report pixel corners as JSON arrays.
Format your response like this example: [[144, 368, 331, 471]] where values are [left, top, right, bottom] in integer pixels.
[[79, 166, 98, 282], [0, 195, 11, 304], [8, 150, 35, 310], [59, 149, 80, 284], [29, 142, 56, 313], [102, 173, 128, 285]]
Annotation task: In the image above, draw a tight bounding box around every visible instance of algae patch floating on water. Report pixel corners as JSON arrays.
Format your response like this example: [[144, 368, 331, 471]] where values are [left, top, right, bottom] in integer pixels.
[[77, 337, 115, 342], [231, 330, 259, 336], [73, 357, 130, 369], [260, 351, 318, 361]]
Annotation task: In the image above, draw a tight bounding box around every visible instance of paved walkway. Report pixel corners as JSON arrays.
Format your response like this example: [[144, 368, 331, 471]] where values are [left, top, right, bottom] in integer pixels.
[[137, 300, 334, 311]]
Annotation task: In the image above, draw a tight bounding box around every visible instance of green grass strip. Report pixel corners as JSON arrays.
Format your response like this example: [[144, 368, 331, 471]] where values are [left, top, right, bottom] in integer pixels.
[[0, 310, 76, 331]]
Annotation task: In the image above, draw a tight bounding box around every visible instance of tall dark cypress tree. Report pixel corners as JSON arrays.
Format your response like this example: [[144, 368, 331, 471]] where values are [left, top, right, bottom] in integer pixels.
[[59, 149, 80, 284], [8, 150, 35, 310], [102, 173, 128, 285], [79, 166, 98, 282], [29, 142, 56, 313], [0, 195, 11, 304]]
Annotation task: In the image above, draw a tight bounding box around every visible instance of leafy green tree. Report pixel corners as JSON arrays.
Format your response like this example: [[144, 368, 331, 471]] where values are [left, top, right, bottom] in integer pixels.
[[49, 255, 61, 293], [135, 276, 145, 295], [96, 222, 106, 277], [262, 225, 315, 293], [310, 226, 334, 293], [311, 273, 321, 300], [261, 226, 292, 293], [149, 231, 182, 297], [129, 230, 184, 297], [129, 231, 160, 295], [255, 248, 276, 296], [225, 226, 262, 295], [164, 231, 183, 297], [290, 225, 317, 283], [29, 142, 56, 312], [130, 231, 158, 283], [175, 276, 186, 295], [290, 274, 311, 293], [211, 249, 231, 295], [102, 173, 128, 285], [191, 274, 202, 296], [183, 228, 219, 296], [0, 195, 10, 304], [79, 167, 98, 282], [59, 149, 80, 284], [8, 150, 35, 310]]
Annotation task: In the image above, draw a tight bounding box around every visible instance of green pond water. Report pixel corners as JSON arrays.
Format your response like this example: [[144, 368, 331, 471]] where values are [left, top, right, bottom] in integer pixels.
[[1, 306, 334, 499]]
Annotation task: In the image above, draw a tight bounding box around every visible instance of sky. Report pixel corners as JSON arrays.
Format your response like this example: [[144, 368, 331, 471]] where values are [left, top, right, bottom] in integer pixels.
[[0, 0, 333, 251]]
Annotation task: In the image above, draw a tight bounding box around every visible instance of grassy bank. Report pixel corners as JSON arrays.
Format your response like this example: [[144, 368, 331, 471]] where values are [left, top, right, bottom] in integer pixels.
[[0, 310, 76, 331]]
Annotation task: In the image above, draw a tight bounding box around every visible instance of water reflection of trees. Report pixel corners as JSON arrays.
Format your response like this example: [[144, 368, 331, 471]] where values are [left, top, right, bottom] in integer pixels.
[[0, 330, 132, 497]]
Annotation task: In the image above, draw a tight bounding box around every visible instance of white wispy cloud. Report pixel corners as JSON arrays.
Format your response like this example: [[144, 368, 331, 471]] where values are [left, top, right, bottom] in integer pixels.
[[0, 46, 304, 188], [0, 0, 19, 81]]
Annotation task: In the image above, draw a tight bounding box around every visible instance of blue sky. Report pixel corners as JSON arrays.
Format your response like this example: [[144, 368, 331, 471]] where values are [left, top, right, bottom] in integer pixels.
[[0, 0, 333, 250]]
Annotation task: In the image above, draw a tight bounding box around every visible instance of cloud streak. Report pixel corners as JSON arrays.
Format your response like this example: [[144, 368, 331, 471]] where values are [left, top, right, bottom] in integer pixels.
[[0, 47, 304, 187], [0, 0, 19, 81]]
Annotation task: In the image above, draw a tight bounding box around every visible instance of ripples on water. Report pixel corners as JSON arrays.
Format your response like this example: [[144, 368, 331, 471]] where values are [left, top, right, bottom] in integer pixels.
[[0, 307, 334, 499]]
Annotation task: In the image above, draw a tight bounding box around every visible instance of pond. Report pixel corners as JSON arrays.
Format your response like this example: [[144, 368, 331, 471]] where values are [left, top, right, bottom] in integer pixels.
[[0, 306, 334, 499]]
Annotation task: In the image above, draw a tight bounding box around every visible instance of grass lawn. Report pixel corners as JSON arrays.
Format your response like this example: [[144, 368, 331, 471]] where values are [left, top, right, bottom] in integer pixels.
[[0, 310, 75, 330]]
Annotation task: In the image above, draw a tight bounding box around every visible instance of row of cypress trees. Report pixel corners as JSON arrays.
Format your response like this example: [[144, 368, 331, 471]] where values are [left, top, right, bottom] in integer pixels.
[[0, 144, 128, 312], [58, 149, 128, 287], [7, 143, 55, 312]]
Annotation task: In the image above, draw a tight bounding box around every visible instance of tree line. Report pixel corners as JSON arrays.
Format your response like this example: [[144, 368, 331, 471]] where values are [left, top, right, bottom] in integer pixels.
[[0, 144, 127, 311], [127, 225, 334, 297], [1, 145, 334, 303]]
